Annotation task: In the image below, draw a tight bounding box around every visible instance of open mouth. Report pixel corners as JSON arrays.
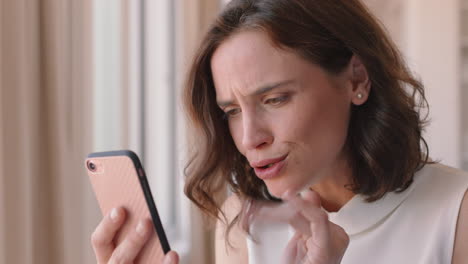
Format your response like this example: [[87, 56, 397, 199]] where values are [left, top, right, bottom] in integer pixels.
[[252, 155, 288, 180], [260, 163, 274, 169], [252, 154, 288, 169]]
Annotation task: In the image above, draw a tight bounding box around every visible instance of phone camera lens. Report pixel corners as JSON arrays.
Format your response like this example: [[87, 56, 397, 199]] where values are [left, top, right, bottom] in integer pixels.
[[88, 161, 97, 172]]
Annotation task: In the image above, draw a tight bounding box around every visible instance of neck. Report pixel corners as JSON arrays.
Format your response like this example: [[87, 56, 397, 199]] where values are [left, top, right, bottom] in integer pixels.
[[310, 156, 355, 212]]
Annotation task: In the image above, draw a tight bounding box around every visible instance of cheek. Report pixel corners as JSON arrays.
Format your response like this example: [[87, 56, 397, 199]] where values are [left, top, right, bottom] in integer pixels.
[[228, 120, 245, 153], [271, 100, 319, 140], [276, 97, 350, 153]]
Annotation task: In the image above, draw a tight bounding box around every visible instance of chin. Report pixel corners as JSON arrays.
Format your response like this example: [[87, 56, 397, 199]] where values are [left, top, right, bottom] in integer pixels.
[[265, 187, 284, 200], [265, 180, 305, 199]]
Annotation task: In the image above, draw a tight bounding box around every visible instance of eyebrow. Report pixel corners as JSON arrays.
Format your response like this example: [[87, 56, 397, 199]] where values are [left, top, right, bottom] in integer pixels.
[[216, 79, 295, 108]]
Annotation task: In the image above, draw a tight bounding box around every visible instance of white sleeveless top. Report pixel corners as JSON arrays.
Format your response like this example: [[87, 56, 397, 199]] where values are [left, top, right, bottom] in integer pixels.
[[247, 163, 468, 264]]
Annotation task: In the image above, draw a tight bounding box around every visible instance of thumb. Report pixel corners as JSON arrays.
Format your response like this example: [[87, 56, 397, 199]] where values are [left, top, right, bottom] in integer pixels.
[[281, 232, 301, 264], [162, 251, 179, 264]]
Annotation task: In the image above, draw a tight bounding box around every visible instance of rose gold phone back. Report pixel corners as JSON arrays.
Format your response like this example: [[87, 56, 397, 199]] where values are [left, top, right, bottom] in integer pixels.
[[86, 155, 165, 263]]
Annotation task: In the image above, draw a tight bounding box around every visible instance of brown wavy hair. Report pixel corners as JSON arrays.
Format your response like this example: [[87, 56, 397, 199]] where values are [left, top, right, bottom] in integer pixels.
[[183, 0, 431, 238]]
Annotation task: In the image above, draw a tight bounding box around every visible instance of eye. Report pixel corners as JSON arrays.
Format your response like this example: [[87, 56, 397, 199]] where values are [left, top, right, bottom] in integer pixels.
[[223, 108, 241, 119], [264, 95, 289, 106]]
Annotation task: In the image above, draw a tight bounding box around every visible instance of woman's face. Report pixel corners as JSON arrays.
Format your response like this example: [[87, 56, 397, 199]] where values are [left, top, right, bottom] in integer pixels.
[[211, 30, 364, 197]]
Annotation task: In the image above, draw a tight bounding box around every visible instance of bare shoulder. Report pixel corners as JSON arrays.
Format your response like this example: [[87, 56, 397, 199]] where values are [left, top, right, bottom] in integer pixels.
[[452, 188, 468, 264], [215, 194, 249, 264]]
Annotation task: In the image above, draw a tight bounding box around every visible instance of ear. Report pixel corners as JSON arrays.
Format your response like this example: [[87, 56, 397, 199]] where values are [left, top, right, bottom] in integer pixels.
[[346, 55, 371, 105]]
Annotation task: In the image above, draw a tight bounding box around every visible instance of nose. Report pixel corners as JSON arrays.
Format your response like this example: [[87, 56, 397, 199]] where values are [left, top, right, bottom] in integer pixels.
[[241, 111, 273, 150]]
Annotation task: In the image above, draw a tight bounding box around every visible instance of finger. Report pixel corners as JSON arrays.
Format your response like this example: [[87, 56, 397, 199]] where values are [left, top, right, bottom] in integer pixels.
[[286, 195, 331, 245], [305, 210, 330, 249], [91, 207, 126, 263], [254, 201, 296, 223], [109, 219, 153, 264], [288, 211, 311, 236], [288, 196, 328, 222], [163, 251, 180, 264], [297, 237, 307, 263], [286, 194, 324, 222], [329, 222, 350, 250], [304, 219, 331, 259], [282, 232, 301, 264], [282, 192, 320, 236], [300, 189, 321, 207], [244, 199, 296, 229], [281, 189, 297, 201]]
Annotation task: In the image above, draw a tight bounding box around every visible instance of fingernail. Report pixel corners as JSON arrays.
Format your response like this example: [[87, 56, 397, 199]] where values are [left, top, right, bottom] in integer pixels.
[[282, 190, 295, 200], [299, 189, 309, 197], [110, 208, 119, 221], [136, 221, 147, 236], [162, 253, 174, 264]]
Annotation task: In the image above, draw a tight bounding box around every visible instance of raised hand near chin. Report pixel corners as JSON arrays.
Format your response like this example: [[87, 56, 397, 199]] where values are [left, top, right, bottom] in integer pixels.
[[281, 190, 349, 264]]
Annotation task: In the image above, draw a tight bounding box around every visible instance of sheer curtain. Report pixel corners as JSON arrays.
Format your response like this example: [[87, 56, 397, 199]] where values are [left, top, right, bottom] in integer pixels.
[[0, 0, 97, 263], [176, 1, 221, 263], [0, 0, 240, 263]]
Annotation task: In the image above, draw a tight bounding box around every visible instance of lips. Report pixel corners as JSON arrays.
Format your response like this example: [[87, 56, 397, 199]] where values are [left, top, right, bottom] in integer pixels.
[[251, 155, 288, 180]]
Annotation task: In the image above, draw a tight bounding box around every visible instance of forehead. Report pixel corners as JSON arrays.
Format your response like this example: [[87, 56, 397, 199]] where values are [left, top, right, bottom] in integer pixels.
[[210, 30, 295, 99]]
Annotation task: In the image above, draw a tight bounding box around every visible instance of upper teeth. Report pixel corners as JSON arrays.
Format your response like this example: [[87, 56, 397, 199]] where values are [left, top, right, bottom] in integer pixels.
[[265, 164, 273, 168]]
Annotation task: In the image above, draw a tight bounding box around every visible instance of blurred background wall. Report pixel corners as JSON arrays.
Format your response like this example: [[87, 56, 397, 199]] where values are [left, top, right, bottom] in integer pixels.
[[368, 0, 463, 169], [0, 0, 467, 263], [0, 0, 94, 263]]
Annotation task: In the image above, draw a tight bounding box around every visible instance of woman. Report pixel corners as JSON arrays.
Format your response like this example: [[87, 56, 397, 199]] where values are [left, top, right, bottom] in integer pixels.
[[91, 0, 468, 263]]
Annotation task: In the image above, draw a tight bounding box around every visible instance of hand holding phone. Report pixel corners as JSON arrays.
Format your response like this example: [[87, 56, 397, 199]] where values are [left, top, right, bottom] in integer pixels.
[[86, 150, 170, 263]]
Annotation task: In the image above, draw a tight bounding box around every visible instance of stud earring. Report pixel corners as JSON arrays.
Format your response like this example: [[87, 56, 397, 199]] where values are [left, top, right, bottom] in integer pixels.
[[357, 93, 363, 99]]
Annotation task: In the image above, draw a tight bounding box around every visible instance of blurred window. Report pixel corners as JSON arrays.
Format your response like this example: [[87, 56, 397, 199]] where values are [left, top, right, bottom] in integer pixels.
[[93, 0, 190, 257]]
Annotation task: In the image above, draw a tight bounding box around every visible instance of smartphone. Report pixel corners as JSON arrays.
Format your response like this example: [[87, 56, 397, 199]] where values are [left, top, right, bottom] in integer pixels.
[[85, 150, 170, 263]]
